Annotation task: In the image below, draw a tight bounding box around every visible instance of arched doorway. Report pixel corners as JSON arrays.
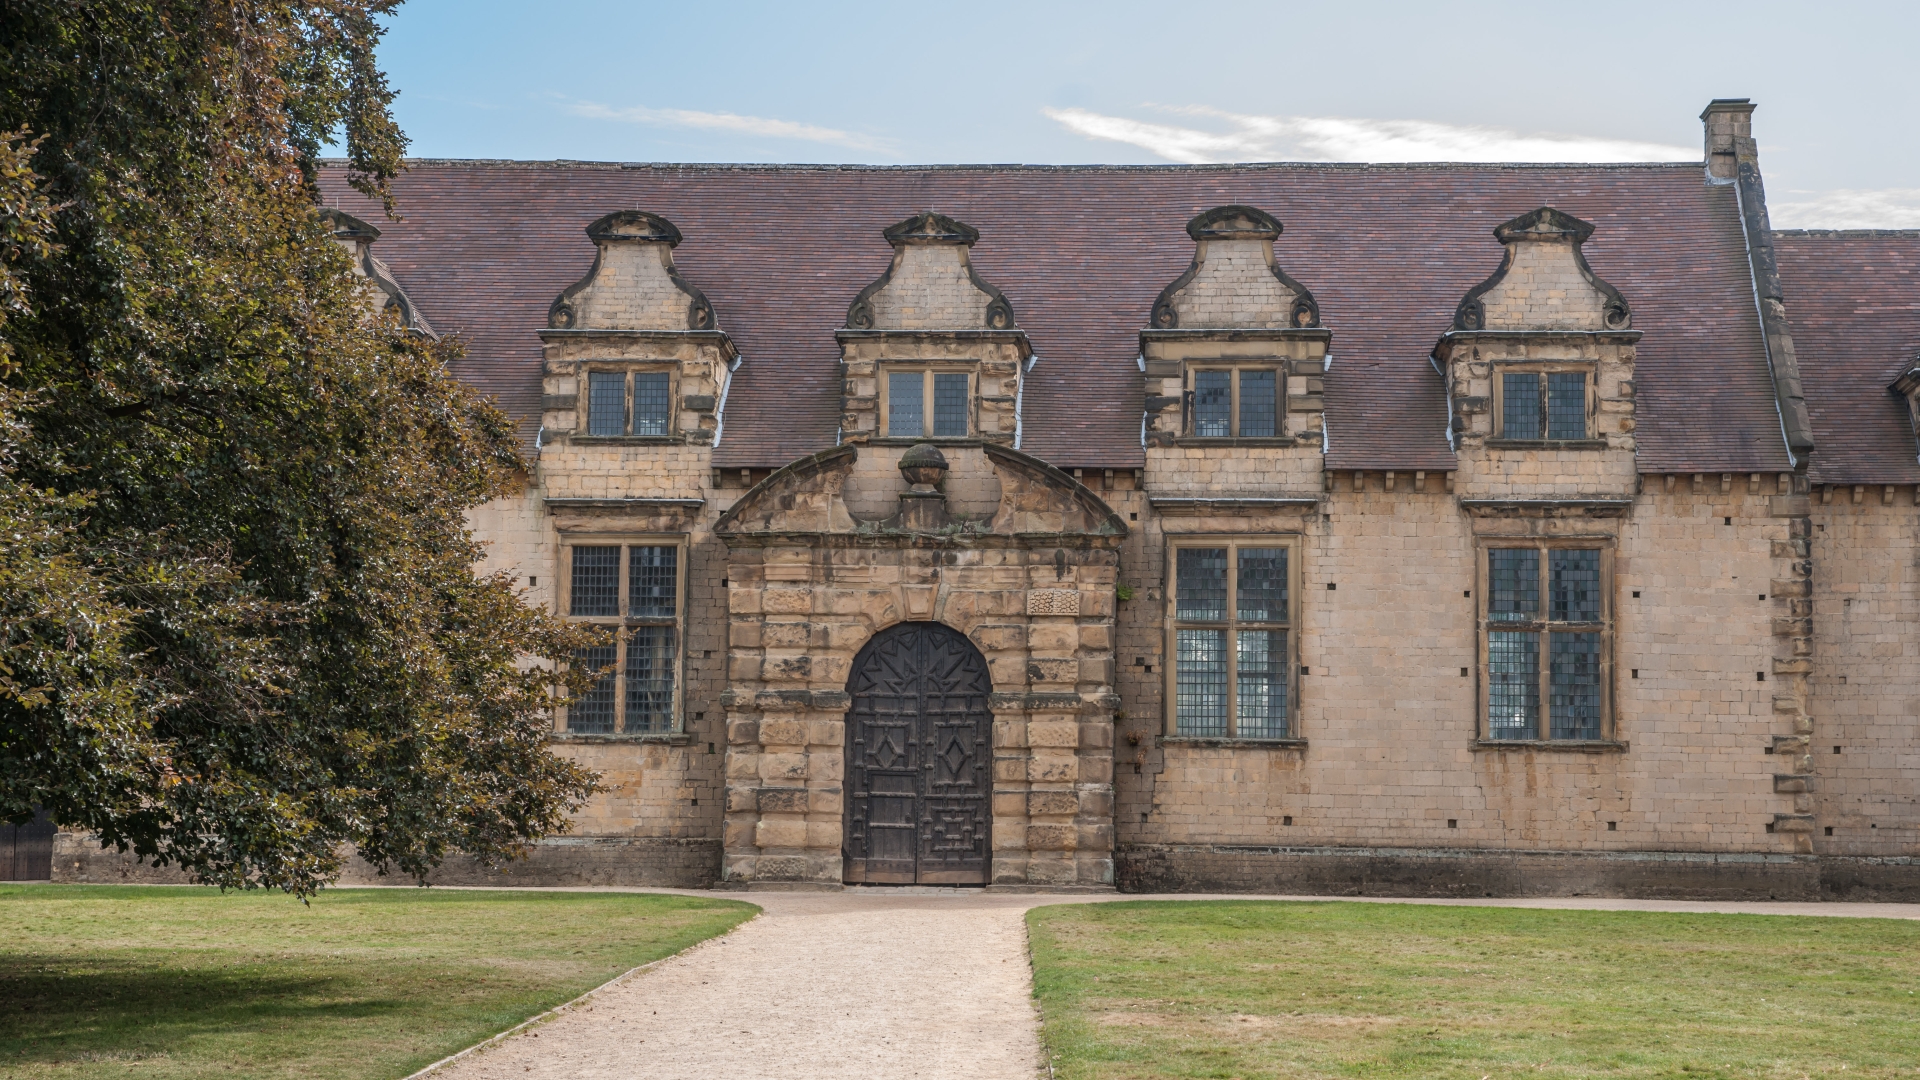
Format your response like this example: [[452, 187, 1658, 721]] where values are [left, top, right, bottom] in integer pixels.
[[844, 622, 993, 885]]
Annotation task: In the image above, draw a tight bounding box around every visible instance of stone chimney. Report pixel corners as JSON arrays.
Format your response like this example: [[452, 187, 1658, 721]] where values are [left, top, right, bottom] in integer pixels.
[[1702, 98, 1757, 181]]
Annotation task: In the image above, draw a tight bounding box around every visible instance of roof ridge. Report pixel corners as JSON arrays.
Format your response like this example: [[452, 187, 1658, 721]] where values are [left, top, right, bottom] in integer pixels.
[[317, 158, 1705, 174], [1774, 228, 1920, 239]]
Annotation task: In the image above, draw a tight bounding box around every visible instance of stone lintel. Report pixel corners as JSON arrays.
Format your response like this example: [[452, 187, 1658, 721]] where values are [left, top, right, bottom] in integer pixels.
[[835, 328, 1032, 357], [539, 327, 737, 357], [1139, 328, 1332, 345], [547, 731, 695, 745], [1470, 739, 1630, 753], [1457, 498, 1634, 518], [1149, 497, 1322, 514], [1160, 737, 1308, 750]]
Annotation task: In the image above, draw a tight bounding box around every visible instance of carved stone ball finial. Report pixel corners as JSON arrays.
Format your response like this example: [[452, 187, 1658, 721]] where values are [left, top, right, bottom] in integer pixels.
[[898, 442, 950, 491]]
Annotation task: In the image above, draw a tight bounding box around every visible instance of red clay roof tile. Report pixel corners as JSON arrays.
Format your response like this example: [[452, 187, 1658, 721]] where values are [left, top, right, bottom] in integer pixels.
[[317, 161, 1789, 474], [1774, 230, 1920, 485]]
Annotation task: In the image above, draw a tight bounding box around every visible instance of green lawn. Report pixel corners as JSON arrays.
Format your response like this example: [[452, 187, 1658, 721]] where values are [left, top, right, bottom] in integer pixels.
[[0, 884, 756, 1079], [1027, 900, 1920, 1080]]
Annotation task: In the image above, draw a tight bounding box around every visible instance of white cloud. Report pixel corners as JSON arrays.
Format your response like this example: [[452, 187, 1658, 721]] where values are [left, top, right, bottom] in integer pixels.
[[1043, 106, 1698, 164], [565, 99, 894, 154], [1769, 189, 1920, 230]]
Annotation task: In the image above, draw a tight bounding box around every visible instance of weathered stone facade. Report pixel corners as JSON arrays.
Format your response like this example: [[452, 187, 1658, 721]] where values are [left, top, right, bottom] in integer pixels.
[[58, 100, 1920, 898]]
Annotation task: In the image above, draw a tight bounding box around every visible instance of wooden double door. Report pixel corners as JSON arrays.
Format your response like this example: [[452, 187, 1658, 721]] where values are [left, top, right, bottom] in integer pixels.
[[843, 622, 993, 885]]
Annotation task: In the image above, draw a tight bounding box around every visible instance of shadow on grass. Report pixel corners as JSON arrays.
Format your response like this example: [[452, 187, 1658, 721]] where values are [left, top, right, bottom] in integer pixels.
[[0, 958, 405, 1065]]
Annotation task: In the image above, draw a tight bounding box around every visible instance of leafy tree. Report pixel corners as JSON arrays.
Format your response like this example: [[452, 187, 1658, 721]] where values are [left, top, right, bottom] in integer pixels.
[[0, 3, 601, 895]]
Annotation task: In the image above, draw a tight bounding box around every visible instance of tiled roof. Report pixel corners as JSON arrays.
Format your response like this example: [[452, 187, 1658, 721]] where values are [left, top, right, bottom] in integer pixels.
[[1773, 230, 1920, 485], [316, 161, 1789, 473]]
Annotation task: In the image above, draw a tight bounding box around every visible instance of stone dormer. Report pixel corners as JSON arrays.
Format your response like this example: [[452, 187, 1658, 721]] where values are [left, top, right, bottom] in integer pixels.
[[1139, 206, 1329, 494], [537, 212, 734, 483], [547, 211, 715, 332], [1891, 364, 1920, 450], [1149, 205, 1319, 332], [1435, 207, 1640, 500], [320, 208, 435, 336], [838, 213, 1029, 447], [1452, 208, 1631, 333]]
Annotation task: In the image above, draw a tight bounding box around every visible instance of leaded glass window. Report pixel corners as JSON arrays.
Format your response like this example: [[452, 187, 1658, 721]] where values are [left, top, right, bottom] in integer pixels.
[[569, 644, 618, 734], [563, 540, 685, 734], [1194, 371, 1231, 438], [624, 625, 676, 734], [1170, 539, 1295, 739], [1190, 366, 1282, 439], [629, 545, 677, 618], [632, 372, 672, 436], [1481, 543, 1609, 741], [1547, 372, 1587, 439], [587, 372, 626, 436], [1498, 368, 1588, 441], [569, 546, 620, 616], [887, 371, 924, 437], [884, 369, 972, 438], [584, 369, 675, 437], [933, 373, 969, 437], [1502, 373, 1542, 439], [1239, 370, 1277, 438]]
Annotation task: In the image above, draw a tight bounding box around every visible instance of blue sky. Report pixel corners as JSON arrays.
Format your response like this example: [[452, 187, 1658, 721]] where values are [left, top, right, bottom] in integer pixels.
[[377, 0, 1920, 227]]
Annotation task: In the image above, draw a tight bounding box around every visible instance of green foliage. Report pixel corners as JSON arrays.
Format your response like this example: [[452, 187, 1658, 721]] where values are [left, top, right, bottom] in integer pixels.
[[1028, 900, 1920, 1079], [0, 3, 603, 894], [1115, 584, 1135, 602], [0, 884, 757, 1078]]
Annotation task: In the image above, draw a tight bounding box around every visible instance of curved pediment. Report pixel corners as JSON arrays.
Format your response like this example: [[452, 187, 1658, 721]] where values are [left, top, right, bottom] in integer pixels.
[[845, 213, 1016, 331], [715, 442, 1125, 540], [548, 210, 717, 332], [1150, 205, 1319, 331], [1453, 207, 1631, 332]]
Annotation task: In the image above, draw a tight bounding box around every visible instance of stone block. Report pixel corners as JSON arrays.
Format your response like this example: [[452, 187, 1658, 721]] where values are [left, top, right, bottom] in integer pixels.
[[756, 787, 808, 814], [755, 818, 808, 849], [1028, 721, 1080, 748], [1027, 791, 1079, 816], [1027, 824, 1077, 851]]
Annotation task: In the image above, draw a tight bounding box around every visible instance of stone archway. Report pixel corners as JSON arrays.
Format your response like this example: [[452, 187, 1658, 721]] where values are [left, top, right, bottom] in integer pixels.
[[843, 622, 994, 885]]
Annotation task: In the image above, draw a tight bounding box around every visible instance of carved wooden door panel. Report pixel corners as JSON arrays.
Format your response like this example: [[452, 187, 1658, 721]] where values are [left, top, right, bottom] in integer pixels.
[[845, 622, 992, 885]]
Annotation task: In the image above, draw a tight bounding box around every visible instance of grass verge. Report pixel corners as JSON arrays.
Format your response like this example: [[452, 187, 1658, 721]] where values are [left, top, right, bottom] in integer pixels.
[[0, 883, 756, 1079], [1027, 900, 1920, 1080]]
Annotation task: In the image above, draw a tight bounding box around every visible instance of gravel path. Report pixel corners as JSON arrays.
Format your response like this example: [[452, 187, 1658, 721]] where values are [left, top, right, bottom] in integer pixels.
[[423, 888, 1920, 1080], [430, 890, 1049, 1080]]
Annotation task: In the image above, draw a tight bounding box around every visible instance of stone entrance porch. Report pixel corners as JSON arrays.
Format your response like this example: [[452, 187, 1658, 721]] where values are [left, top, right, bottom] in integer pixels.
[[714, 441, 1126, 888]]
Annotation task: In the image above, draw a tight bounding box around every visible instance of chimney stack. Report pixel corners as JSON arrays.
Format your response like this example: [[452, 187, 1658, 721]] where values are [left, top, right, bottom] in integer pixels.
[[1701, 98, 1757, 181]]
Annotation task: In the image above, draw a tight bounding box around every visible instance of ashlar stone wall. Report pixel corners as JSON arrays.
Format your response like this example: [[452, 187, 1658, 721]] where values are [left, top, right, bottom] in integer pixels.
[[1809, 491, 1920, 852], [1113, 481, 1812, 857]]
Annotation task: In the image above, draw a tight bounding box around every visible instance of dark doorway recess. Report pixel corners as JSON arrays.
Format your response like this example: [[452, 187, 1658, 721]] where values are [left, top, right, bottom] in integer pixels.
[[844, 621, 992, 885], [2, 808, 55, 881]]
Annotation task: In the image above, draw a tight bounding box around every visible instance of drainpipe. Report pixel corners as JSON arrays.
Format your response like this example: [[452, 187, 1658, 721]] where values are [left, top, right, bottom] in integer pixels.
[[1431, 350, 1456, 454], [1014, 353, 1037, 450], [1137, 354, 1148, 448], [711, 354, 743, 448]]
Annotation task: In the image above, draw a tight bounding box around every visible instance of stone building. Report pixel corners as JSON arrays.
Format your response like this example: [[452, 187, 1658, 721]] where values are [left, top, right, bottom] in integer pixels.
[[55, 99, 1920, 899]]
